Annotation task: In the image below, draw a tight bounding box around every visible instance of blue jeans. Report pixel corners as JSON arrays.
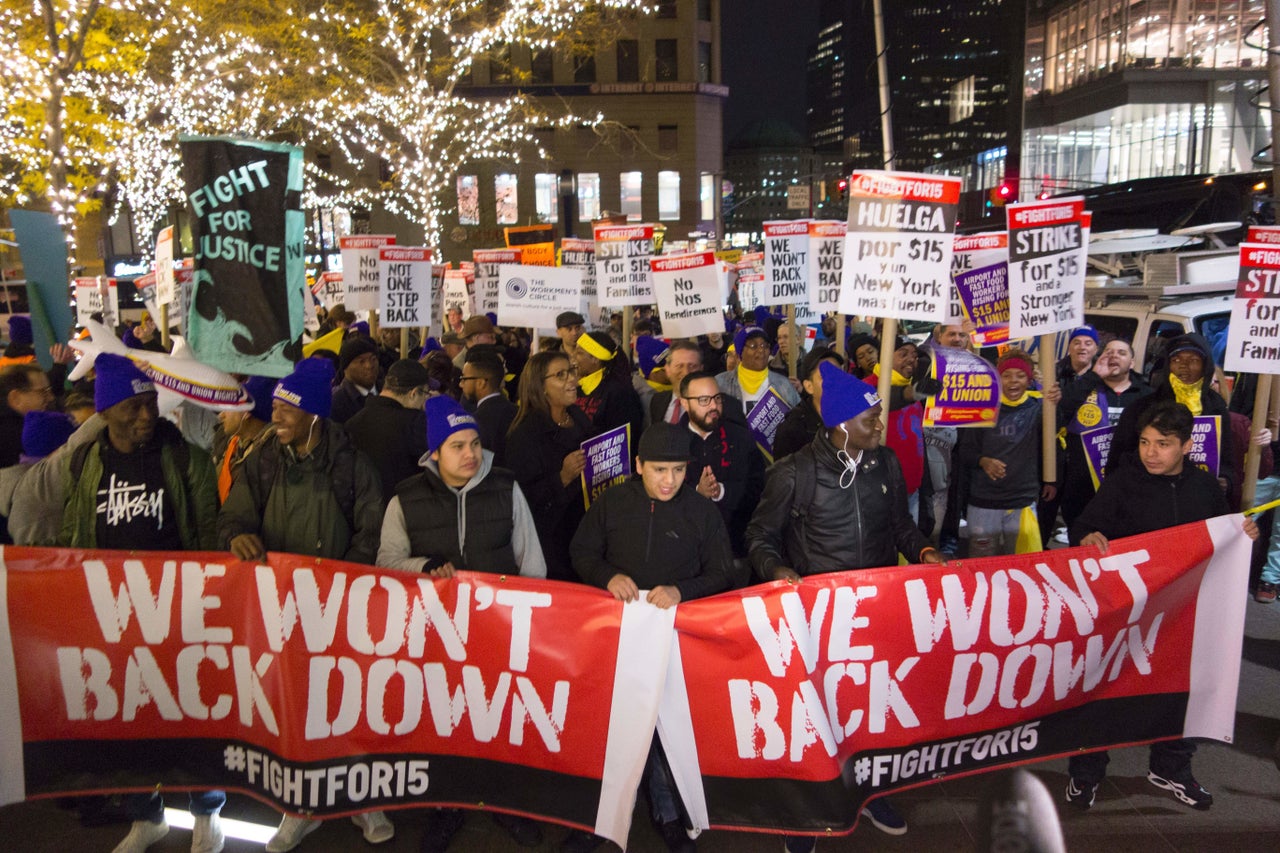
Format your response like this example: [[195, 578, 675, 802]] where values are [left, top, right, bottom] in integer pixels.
[[1254, 475, 1280, 585], [645, 740, 680, 825], [126, 790, 226, 823]]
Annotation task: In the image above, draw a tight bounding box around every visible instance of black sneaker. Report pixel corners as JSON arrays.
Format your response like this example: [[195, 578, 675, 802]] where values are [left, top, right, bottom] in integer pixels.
[[1065, 777, 1097, 810], [859, 798, 907, 835], [559, 829, 602, 853], [1255, 581, 1277, 604], [658, 820, 696, 852], [492, 813, 542, 847], [419, 808, 465, 853], [1147, 770, 1213, 810]]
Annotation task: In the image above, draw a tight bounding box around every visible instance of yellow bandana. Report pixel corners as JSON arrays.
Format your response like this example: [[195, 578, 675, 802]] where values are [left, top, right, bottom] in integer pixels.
[[1169, 374, 1203, 416], [579, 368, 605, 396], [578, 334, 615, 362], [1000, 389, 1042, 407], [873, 365, 911, 387], [737, 364, 769, 396]]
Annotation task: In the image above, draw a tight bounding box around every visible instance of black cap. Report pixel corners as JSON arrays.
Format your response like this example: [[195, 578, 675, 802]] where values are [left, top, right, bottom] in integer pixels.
[[638, 423, 691, 462], [801, 346, 844, 381], [338, 335, 378, 372], [556, 311, 586, 328], [385, 358, 433, 391]]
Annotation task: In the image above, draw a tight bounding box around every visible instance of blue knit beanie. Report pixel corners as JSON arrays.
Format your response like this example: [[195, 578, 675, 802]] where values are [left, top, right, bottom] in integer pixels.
[[243, 375, 277, 423], [8, 315, 32, 345], [635, 336, 670, 379], [273, 357, 335, 418], [94, 353, 156, 412], [818, 361, 881, 427], [734, 326, 767, 356], [22, 410, 75, 459], [425, 394, 478, 454]]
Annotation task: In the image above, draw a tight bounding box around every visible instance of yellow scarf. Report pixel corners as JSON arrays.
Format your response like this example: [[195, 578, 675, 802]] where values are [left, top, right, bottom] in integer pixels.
[[1169, 374, 1203, 415], [1000, 390, 1041, 407], [579, 368, 605, 396], [646, 379, 672, 393], [737, 364, 769, 397], [872, 365, 910, 387]]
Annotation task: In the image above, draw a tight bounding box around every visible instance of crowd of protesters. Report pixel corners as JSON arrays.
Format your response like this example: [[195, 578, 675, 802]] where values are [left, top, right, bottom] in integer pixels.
[[0, 302, 1272, 853]]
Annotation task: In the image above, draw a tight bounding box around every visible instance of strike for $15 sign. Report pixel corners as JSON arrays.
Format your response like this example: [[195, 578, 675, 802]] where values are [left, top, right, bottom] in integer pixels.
[[1225, 242, 1280, 373], [651, 252, 723, 338], [1006, 198, 1087, 338], [839, 171, 961, 323]]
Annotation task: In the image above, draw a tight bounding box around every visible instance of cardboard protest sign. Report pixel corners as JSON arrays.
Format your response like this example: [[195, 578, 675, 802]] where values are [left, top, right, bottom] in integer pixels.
[[922, 347, 1000, 427], [181, 135, 306, 377], [1006, 197, 1087, 338], [594, 225, 655, 308], [339, 235, 396, 313], [746, 389, 791, 461], [952, 232, 1010, 346], [839, 171, 962, 322], [1225, 243, 1280, 373], [311, 271, 344, 309], [496, 264, 582, 329], [1246, 225, 1280, 243], [74, 277, 118, 329], [377, 247, 433, 329], [473, 249, 521, 318], [442, 269, 475, 319], [651, 252, 723, 338], [763, 220, 810, 306], [562, 238, 607, 329], [809, 221, 845, 312], [155, 226, 176, 307], [581, 424, 631, 509], [735, 254, 764, 313], [505, 225, 556, 266]]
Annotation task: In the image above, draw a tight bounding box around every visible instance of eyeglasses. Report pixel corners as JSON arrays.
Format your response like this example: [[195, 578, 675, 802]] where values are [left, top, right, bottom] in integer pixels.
[[683, 393, 724, 406], [23, 384, 54, 396], [458, 376, 481, 383], [742, 339, 770, 351], [545, 367, 578, 382]]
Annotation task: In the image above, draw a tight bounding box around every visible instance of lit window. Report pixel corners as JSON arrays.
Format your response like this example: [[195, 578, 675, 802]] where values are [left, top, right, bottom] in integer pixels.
[[578, 173, 601, 221], [534, 173, 559, 223], [620, 171, 643, 221], [457, 175, 479, 225], [494, 173, 518, 225], [659, 171, 680, 221], [700, 173, 715, 222]]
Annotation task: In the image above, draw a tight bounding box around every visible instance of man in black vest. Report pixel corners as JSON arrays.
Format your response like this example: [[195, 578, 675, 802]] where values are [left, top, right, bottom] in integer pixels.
[[375, 393, 545, 852]]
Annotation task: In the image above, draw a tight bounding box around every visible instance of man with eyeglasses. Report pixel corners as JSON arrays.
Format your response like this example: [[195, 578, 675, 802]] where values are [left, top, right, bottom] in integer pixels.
[[460, 346, 516, 465], [680, 371, 765, 570], [345, 359, 434, 502], [1, 363, 56, 469], [715, 326, 801, 417]]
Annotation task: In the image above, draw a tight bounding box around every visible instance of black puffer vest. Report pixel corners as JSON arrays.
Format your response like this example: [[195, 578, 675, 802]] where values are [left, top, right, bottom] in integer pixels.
[[395, 468, 517, 573]]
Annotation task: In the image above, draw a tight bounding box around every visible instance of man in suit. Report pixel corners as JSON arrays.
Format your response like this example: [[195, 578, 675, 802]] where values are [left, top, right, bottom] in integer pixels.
[[460, 346, 516, 466]]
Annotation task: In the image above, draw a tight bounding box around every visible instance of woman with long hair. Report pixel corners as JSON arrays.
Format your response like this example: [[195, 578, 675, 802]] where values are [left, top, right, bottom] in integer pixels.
[[506, 351, 592, 580]]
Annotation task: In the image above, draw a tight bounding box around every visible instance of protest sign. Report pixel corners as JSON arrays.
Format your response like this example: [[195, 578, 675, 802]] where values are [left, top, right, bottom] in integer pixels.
[[952, 232, 1010, 345], [839, 171, 961, 323], [473, 249, 521, 318], [763, 220, 810, 306], [311, 271, 344, 309], [1, 517, 1252, 840], [922, 347, 1000, 427], [74, 277, 118, 329], [155, 226, 176, 307], [1246, 225, 1280, 243], [181, 136, 306, 377], [496, 264, 582, 329], [1189, 415, 1221, 478], [1006, 197, 1087, 338], [10, 209, 75, 371], [746, 389, 791, 461], [651, 252, 723, 338], [505, 225, 556, 266], [580, 424, 632, 509], [735, 253, 764, 313], [594, 225, 655, 308], [377, 247, 433, 329], [133, 272, 158, 321], [1081, 425, 1113, 489], [442, 269, 475, 319], [339, 235, 396, 313], [1225, 242, 1280, 373], [561, 238, 608, 329], [176, 259, 194, 336], [809, 221, 845, 312]]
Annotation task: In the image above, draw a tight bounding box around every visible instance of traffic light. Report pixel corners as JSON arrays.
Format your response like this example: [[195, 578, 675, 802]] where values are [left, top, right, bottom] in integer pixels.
[[989, 180, 1016, 207], [837, 178, 848, 201]]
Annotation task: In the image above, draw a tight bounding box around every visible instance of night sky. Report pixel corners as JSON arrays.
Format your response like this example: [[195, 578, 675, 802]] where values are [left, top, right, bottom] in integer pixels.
[[721, 0, 820, 145]]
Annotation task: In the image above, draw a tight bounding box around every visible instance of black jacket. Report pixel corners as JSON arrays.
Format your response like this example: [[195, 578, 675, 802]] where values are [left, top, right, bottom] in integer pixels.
[[649, 389, 747, 429], [746, 433, 932, 580], [684, 417, 766, 558], [1109, 333, 1233, 489], [577, 374, 644, 441], [959, 395, 1043, 510], [1069, 458, 1229, 544], [331, 379, 374, 425], [473, 393, 517, 466], [344, 395, 428, 502], [570, 478, 734, 602], [772, 397, 823, 462], [506, 406, 592, 581]]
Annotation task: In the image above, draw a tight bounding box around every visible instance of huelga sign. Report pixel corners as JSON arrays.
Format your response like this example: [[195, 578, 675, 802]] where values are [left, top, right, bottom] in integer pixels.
[[0, 516, 1251, 845]]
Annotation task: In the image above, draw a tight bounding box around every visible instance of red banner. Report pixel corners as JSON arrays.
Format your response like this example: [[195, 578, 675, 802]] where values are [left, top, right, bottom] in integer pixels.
[[0, 516, 1252, 843]]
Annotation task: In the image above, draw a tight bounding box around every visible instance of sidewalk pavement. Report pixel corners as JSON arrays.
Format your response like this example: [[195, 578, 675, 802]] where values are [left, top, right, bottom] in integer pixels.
[[4, 600, 1278, 852]]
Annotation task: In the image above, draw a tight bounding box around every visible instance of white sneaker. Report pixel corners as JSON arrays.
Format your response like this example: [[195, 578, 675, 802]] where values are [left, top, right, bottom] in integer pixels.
[[112, 820, 169, 853], [1053, 527, 1069, 545], [351, 811, 395, 844], [191, 813, 225, 853], [265, 815, 321, 853]]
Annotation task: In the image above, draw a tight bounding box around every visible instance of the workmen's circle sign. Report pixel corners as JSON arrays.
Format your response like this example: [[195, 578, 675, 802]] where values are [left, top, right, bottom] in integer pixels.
[[505, 277, 529, 300]]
